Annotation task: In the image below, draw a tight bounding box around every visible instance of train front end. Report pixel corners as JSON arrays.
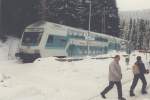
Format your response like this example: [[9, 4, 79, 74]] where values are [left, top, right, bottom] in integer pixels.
[[15, 28, 43, 62]]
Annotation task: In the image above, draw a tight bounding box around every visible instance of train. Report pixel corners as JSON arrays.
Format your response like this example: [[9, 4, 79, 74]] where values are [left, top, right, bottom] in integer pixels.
[[15, 21, 128, 62]]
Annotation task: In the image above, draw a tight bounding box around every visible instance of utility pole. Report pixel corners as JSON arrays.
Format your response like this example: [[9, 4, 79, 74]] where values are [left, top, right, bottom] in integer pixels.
[[102, 0, 107, 34], [102, 7, 106, 33], [87, 0, 91, 56]]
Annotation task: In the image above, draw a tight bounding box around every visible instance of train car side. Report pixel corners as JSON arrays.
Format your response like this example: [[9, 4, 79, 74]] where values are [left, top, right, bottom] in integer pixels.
[[16, 21, 128, 62]]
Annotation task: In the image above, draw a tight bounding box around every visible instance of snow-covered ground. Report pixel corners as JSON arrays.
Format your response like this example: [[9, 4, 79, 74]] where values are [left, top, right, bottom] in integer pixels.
[[0, 38, 150, 100]]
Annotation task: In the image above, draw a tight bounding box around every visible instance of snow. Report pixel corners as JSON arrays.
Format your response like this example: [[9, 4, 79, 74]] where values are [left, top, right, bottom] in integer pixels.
[[0, 37, 150, 100]]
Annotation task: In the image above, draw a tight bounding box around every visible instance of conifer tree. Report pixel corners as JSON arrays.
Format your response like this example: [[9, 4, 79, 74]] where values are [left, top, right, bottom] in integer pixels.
[[2, 0, 120, 37], [45, 0, 120, 36]]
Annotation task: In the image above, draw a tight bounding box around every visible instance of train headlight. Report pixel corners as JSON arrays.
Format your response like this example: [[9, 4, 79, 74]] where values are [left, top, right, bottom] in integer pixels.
[[34, 49, 40, 53]]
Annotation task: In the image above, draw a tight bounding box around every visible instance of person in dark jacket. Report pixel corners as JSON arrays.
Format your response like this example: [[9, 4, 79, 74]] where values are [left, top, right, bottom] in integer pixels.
[[130, 56, 149, 96], [101, 55, 126, 100]]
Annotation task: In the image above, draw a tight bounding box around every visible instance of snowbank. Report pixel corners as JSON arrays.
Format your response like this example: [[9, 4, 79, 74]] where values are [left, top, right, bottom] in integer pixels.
[[0, 37, 150, 100], [0, 36, 19, 61]]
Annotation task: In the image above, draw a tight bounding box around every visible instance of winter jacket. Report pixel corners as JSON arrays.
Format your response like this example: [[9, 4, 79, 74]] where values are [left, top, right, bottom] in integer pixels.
[[135, 60, 147, 74], [109, 60, 122, 81]]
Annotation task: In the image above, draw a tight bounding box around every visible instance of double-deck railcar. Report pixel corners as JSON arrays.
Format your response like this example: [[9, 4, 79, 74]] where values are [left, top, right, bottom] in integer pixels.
[[15, 21, 128, 62]]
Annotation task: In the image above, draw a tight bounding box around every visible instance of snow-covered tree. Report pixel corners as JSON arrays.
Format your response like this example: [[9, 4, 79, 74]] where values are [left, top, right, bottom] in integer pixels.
[[120, 18, 150, 50]]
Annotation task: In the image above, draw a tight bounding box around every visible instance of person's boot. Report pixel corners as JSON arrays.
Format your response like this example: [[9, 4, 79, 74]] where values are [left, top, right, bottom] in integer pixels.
[[142, 91, 147, 94], [100, 92, 106, 99], [130, 91, 135, 96], [118, 97, 126, 100]]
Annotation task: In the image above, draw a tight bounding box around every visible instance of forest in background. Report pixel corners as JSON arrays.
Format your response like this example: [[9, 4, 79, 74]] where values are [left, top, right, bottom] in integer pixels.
[[1, 0, 150, 50], [120, 10, 150, 50], [1, 0, 120, 37]]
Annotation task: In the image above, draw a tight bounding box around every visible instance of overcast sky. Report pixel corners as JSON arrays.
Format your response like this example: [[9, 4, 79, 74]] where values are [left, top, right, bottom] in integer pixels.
[[116, 0, 150, 11]]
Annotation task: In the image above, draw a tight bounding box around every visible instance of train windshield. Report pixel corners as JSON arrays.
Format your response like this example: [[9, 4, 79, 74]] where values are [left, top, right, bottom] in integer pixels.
[[22, 32, 42, 46]]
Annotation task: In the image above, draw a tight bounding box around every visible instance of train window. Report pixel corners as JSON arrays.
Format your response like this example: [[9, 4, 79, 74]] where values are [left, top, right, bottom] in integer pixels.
[[45, 35, 67, 48], [47, 35, 54, 43], [95, 37, 108, 42], [22, 32, 42, 46]]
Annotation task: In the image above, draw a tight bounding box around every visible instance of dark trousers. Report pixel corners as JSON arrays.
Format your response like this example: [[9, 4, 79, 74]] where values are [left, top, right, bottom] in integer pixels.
[[130, 74, 147, 92], [101, 81, 122, 98]]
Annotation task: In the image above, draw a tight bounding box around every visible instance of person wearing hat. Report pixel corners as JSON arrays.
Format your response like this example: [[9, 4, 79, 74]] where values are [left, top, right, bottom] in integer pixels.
[[130, 56, 149, 96]]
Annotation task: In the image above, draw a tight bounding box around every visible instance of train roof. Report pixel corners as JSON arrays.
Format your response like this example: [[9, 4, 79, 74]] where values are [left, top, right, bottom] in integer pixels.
[[26, 21, 127, 41]]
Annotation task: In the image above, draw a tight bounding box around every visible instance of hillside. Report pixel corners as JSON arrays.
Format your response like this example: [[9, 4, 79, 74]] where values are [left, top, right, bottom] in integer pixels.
[[119, 9, 150, 20]]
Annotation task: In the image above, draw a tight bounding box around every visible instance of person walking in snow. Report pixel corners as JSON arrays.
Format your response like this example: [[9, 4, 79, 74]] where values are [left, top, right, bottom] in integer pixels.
[[130, 56, 149, 96], [101, 55, 126, 100]]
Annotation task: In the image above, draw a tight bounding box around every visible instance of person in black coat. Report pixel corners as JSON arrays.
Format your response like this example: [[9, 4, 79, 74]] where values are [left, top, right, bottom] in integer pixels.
[[130, 56, 149, 96]]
